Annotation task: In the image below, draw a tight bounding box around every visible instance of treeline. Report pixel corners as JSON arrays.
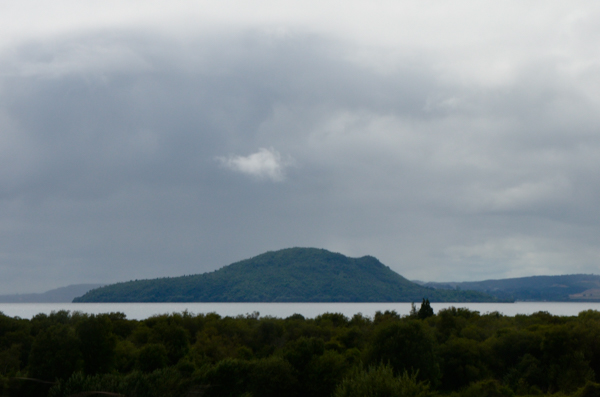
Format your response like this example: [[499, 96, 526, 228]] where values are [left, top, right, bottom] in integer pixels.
[[425, 274, 600, 301], [2, 303, 600, 396]]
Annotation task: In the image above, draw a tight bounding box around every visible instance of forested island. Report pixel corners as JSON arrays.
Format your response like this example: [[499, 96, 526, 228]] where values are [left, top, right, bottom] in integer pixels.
[[2, 304, 600, 396], [74, 248, 499, 302]]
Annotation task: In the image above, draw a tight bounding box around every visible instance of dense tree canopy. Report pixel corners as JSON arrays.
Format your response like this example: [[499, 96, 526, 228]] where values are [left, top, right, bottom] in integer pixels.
[[1, 307, 600, 396]]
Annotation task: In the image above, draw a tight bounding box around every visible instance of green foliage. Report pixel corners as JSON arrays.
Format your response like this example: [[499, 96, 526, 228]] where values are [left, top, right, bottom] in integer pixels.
[[48, 368, 188, 397], [369, 319, 441, 385], [540, 325, 595, 392], [575, 381, 600, 397], [76, 314, 117, 375], [202, 356, 297, 397], [418, 298, 434, 320], [28, 324, 82, 381], [136, 343, 169, 373], [333, 364, 433, 397], [202, 358, 253, 397], [4, 307, 600, 396], [435, 307, 481, 343], [146, 319, 189, 364], [438, 336, 489, 390], [284, 336, 325, 372], [457, 379, 514, 397], [249, 356, 297, 397], [114, 339, 137, 373], [0, 313, 31, 379]]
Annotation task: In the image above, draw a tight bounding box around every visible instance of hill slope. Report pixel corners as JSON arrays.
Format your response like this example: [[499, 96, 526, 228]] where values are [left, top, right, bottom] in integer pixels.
[[74, 248, 498, 302], [0, 284, 104, 303], [422, 274, 600, 301]]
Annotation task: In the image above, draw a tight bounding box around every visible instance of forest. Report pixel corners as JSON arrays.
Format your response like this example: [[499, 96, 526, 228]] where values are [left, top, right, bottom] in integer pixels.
[[1, 301, 600, 397], [74, 248, 499, 302]]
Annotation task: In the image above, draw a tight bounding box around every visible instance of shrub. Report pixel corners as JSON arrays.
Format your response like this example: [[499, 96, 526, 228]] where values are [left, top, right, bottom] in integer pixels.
[[333, 364, 433, 397]]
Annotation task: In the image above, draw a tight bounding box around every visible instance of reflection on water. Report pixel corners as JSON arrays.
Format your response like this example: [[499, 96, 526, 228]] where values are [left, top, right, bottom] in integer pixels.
[[1, 301, 600, 320]]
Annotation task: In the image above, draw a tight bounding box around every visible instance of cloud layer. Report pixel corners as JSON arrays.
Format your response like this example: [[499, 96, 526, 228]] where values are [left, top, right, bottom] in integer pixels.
[[0, 1, 600, 292]]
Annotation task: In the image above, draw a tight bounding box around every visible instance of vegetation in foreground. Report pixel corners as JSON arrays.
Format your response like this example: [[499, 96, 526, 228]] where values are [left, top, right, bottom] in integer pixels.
[[2, 300, 600, 396]]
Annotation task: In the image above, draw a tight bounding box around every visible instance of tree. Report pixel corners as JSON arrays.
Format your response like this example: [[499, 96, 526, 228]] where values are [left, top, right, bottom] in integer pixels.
[[203, 358, 252, 397], [460, 379, 514, 397], [249, 357, 298, 397], [28, 324, 81, 381], [438, 336, 488, 390], [418, 299, 434, 320], [76, 314, 117, 375], [334, 364, 433, 397], [137, 344, 168, 373], [369, 320, 441, 385], [149, 322, 189, 365], [409, 302, 418, 318]]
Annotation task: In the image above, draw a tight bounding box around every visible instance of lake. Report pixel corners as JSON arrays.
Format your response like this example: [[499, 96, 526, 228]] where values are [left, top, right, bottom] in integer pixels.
[[1, 301, 600, 320]]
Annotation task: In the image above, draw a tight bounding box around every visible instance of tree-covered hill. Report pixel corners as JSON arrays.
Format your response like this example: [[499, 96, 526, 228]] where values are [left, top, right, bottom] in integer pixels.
[[74, 248, 498, 302], [421, 274, 600, 301]]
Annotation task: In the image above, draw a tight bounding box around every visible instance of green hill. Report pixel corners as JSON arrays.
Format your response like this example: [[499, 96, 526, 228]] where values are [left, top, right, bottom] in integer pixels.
[[74, 248, 499, 302], [423, 274, 600, 301]]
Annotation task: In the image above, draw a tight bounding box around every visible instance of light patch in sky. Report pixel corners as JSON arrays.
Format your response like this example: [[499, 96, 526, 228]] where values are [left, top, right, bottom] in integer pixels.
[[218, 148, 291, 182]]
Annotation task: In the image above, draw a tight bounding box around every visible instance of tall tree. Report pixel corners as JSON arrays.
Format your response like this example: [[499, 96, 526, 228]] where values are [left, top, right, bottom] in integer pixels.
[[418, 298, 434, 320]]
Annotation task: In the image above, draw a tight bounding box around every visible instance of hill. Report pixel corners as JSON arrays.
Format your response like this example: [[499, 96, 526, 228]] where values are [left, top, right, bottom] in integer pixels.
[[74, 248, 499, 302], [421, 274, 600, 301], [0, 284, 104, 303]]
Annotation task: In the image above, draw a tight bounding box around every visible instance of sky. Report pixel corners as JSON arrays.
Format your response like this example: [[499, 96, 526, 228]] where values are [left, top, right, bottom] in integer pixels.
[[1, 1, 600, 293]]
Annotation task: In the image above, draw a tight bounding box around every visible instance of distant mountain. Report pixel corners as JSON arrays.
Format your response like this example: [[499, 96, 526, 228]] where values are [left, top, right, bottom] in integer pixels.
[[74, 248, 499, 302], [0, 284, 104, 303], [422, 274, 600, 301]]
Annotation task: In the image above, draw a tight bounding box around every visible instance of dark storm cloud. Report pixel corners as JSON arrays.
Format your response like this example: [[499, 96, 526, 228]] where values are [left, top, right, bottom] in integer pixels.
[[1, 4, 600, 293], [0, 28, 440, 204], [0, 30, 426, 291]]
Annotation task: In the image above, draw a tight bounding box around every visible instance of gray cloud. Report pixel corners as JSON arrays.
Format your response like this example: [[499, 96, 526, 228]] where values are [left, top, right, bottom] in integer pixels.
[[1, 2, 600, 293]]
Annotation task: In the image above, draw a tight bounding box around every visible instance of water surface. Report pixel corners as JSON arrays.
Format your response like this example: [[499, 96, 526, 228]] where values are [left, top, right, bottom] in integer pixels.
[[1, 302, 600, 320]]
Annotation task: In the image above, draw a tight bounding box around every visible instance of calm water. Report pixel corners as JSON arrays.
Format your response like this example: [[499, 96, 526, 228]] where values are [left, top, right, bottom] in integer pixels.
[[1, 302, 600, 320]]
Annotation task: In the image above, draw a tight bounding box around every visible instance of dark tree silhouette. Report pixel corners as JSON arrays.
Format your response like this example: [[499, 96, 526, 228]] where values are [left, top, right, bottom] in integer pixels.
[[418, 298, 434, 320]]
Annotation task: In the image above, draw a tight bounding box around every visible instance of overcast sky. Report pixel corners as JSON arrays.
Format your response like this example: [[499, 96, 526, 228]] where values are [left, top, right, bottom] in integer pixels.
[[1, 1, 600, 293]]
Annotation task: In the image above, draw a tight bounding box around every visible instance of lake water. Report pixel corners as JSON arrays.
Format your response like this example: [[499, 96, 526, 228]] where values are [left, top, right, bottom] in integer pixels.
[[1, 302, 600, 320]]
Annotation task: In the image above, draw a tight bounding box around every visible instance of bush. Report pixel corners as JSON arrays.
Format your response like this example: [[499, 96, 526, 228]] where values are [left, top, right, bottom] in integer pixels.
[[137, 344, 168, 373], [333, 364, 433, 397], [576, 381, 600, 397], [369, 320, 441, 385], [48, 368, 187, 397], [459, 379, 514, 397], [28, 324, 81, 381]]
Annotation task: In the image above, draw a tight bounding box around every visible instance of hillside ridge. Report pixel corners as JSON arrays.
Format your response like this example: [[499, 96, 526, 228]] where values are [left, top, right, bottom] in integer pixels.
[[421, 274, 600, 301], [0, 284, 104, 303], [74, 247, 498, 302]]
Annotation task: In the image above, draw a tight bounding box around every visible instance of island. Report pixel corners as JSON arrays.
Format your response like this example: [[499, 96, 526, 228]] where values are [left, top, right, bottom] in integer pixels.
[[74, 248, 500, 302]]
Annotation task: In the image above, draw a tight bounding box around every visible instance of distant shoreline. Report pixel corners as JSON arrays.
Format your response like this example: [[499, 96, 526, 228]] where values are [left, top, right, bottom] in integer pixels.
[[1, 301, 599, 320]]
